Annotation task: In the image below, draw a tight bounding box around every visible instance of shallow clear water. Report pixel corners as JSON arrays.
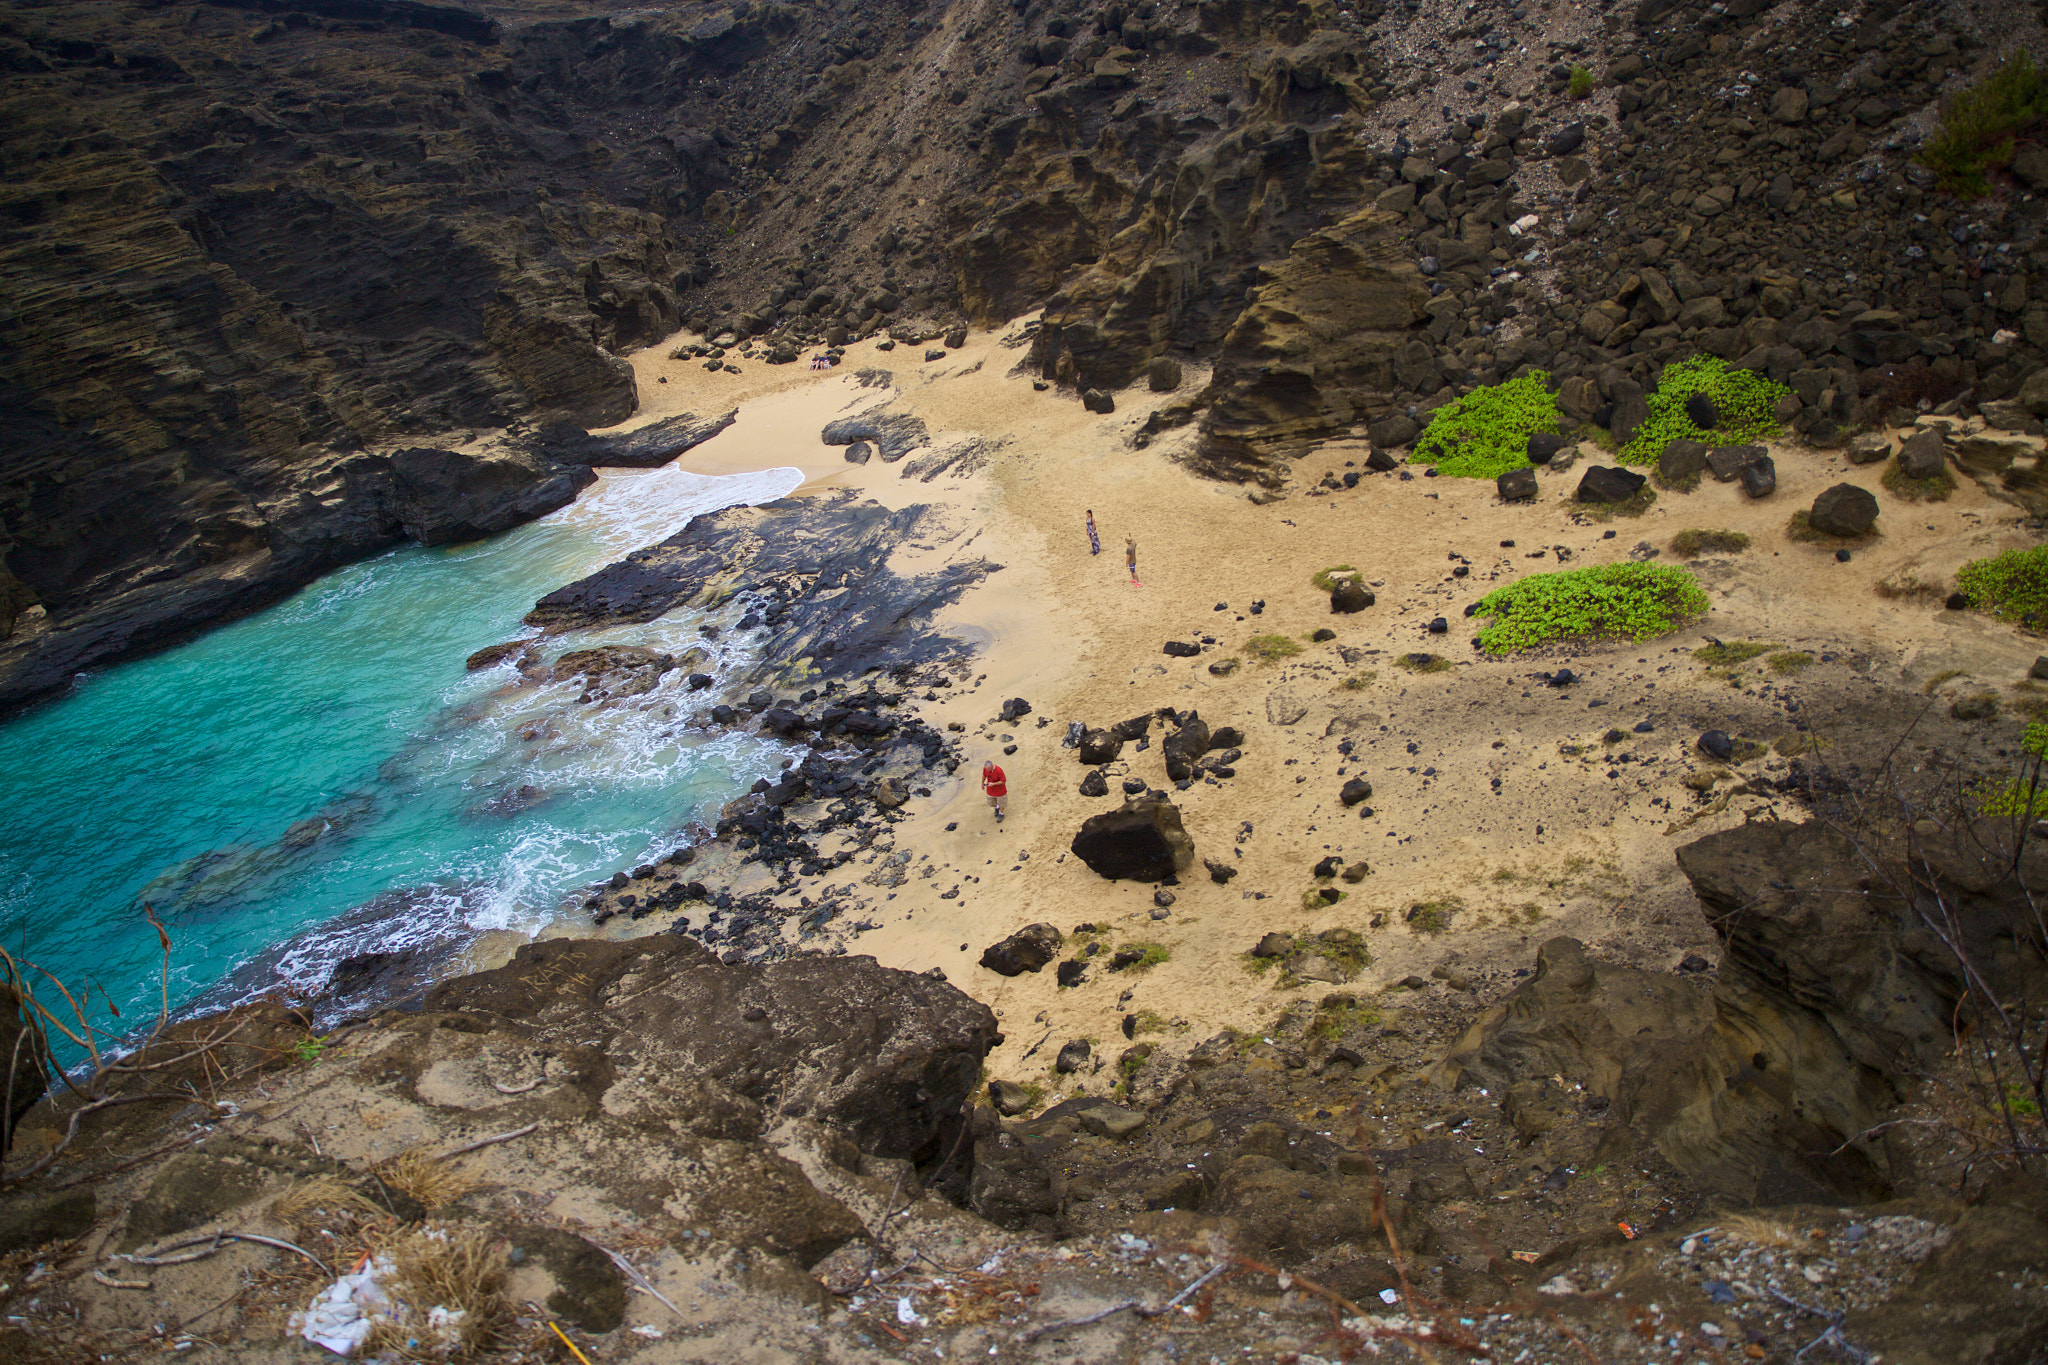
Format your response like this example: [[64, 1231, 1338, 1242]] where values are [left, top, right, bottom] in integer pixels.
[[0, 463, 803, 1043]]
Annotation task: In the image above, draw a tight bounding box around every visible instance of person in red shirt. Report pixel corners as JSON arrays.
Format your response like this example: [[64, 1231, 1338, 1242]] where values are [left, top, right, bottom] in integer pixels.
[[981, 759, 1007, 821]]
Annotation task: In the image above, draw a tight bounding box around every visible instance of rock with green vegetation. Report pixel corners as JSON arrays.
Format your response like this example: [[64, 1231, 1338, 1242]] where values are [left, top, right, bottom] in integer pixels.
[[1916, 52, 2048, 198], [1619, 357, 1791, 466], [1409, 372, 1564, 479], [1957, 546, 2048, 630], [1473, 562, 1710, 654]]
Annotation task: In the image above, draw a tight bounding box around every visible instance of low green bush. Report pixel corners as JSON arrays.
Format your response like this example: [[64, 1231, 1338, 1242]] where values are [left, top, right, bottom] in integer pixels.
[[1568, 65, 1594, 99], [1409, 372, 1563, 479], [1620, 356, 1790, 465], [1957, 546, 2048, 629], [1917, 52, 2048, 198], [1977, 722, 2048, 819], [1474, 561, 1711, 653]]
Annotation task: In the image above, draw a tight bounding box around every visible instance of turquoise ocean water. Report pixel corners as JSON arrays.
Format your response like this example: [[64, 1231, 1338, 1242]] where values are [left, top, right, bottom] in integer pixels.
[[0, 463, 803, 1046]]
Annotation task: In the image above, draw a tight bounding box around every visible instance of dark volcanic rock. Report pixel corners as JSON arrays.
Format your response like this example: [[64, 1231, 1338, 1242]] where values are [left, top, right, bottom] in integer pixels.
[[428, 936, 999, 1161], [1161, 715, 1211, 782], [523, 490, 993, 685], [1739, 456, 1777, 499], [979, 923, 1064, 977], [821, 411, 929, 463], [1807, 484, 1878, 537], [1707, 445, 1768, 482], [1330, 579, 1376, 613], [1897, 429, 1947, 480], [539, 410, 737, 468], [1575, 466, 1646, 504], [1071, 797, 1196, 882], [1078, 728, 1123, 764], [1658, 439, 1710, 483], [1497, 468, 1538, 502]]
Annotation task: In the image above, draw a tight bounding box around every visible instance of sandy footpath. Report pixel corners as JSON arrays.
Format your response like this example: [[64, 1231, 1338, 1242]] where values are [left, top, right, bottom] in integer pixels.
[[577, 322, 2045, 1095]]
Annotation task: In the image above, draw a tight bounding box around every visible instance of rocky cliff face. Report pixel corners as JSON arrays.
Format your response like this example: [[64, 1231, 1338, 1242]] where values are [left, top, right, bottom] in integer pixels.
[[5, 0, 2046, 703]]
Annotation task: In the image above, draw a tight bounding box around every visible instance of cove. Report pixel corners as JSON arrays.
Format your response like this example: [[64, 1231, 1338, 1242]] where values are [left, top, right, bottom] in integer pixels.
[[0, 462, 804, 1043]]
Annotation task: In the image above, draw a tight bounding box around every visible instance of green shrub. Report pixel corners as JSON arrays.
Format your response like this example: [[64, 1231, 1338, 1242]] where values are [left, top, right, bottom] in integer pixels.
[[1121, 942, 1172, 972], [1768, 651, 1815, 674], [1619, 356, 1791, 466], [1409, 372, 1563, 479], [1670, 528, 1751, 557], [1977, 723, 2048, 819], [1917, 52, 2048, 198], [1957, 546, 2048, 630], [1473, 562, 1711, 654], [1568, 65, 1594, 99], [1394, 652, 1454, 674], [1246, 633, 1304, 663], [1312, 565, 1361, 591]]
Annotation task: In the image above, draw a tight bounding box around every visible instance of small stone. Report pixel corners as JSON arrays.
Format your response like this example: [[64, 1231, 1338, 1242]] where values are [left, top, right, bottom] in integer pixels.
[[1697, 730, 1735, 761], [1497, 467, 1539, 502]]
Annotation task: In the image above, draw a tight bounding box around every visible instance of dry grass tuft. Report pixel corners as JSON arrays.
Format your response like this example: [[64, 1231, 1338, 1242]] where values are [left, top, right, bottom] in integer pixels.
[[274, 1176, 383, 1226], [378, 1148, 480, 1210], [1669, 528, 1751, 558], [368, 1225, 513, 1360], [1719, 1213, 1807, 1249]]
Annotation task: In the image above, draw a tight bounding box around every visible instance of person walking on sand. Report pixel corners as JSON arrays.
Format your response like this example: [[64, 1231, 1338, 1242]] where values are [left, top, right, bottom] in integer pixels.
[[1125, 536, 1139, 584], [1085, 509, 1101, 556], [981, 758, 1008, 821]]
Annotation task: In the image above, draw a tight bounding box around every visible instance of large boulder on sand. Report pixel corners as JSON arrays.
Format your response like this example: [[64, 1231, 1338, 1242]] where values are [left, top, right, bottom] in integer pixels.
[[1807, 483, 1878, 537], [1575, 465, 1646, 504], [979, 923, 1064, 976], [1071, 797, 1196, 881]]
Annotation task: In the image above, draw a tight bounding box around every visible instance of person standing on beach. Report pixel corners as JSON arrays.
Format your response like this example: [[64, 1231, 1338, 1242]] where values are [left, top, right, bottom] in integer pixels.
[[1085, 510, 1101, 556], [1125, 536, 1139, 583], [982, 759, 1008, 821]]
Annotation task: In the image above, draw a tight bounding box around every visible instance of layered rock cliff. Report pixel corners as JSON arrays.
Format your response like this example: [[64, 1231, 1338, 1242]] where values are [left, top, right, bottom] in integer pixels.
[[4, 0, 2046, 707]]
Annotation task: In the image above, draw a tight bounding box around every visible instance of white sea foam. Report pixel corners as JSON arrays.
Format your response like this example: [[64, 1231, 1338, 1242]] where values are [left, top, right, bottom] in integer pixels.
[[551, 463, 805, 564]]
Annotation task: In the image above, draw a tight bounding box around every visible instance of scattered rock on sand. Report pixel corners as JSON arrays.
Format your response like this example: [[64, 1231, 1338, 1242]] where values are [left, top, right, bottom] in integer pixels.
[[1740, 456, 1777, 499], [1206, 858, 1238, 884], [1330, 579, 1376, 613], [988, 1078, 1033, 1116], [1497, 468, 1538, 502], [979, 923, 1064, 976], [1053, 1038, 1091, 1073]]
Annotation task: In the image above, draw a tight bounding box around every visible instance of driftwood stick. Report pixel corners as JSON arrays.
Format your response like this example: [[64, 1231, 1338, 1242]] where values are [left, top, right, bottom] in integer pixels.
[[490, 1077, 542, 1095], [1017, 1299, 1144, 1343], [438, 1122, 539, 1159]]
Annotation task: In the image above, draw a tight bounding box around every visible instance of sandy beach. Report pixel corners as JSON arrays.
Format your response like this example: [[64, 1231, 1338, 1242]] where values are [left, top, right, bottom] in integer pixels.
[[573, 320, 2044, 1095]]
